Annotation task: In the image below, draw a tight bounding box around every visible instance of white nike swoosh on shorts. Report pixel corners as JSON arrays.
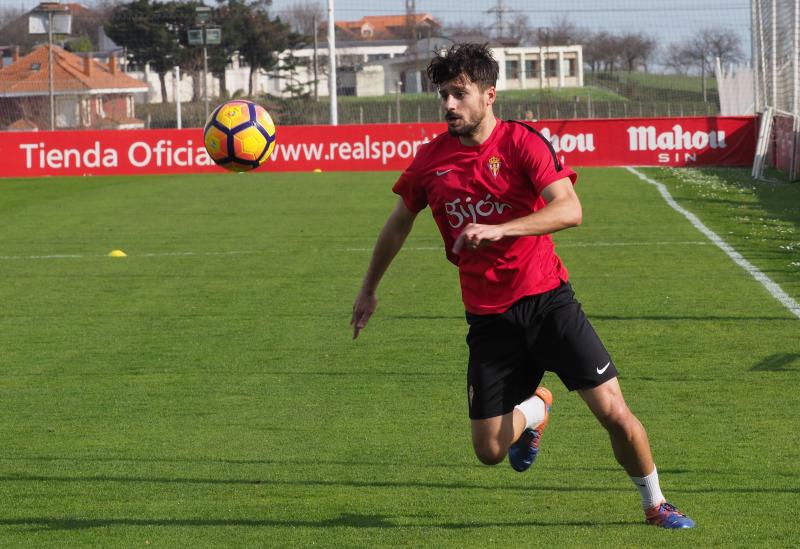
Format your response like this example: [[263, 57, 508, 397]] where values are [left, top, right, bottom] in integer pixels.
[[436, 169, 453, 176], [596, 361, 611, 374]]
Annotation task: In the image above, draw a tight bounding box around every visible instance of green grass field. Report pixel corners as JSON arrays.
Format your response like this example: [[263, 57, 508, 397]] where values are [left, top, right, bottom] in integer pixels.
[[0, 167, 798, 547]]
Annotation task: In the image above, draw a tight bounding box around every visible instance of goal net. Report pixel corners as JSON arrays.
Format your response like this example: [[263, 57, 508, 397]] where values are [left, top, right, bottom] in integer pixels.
[[752, 0, 800, 181]]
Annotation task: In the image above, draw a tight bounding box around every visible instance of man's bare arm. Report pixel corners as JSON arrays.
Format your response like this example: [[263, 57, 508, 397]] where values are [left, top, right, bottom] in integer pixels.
[[351, 198, 418, 339], [452, 178, 581, 253]]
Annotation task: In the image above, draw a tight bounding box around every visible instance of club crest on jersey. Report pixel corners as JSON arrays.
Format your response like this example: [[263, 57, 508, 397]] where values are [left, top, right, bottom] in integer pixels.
[[487, 155, 502, 177]]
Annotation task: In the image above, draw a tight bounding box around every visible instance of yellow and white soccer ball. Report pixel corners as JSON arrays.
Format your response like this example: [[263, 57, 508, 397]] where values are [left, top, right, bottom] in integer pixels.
[[203, 100, 277, 172]]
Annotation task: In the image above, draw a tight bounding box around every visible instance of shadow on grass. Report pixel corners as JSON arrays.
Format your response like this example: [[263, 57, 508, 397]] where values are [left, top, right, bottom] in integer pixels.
[[0, 473, 628, 493], [0, 514, 636, 531], [2, 473, 797, 496], [385, 314, 465, 320], [6, 454, 611, 470], [751, 353, 800, 371], [591, 314, 795, 322]]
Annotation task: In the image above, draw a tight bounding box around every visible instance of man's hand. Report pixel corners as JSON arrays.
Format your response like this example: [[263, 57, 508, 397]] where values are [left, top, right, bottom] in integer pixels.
[[351, 289, 377, 339], [452, 223, 506, 254]]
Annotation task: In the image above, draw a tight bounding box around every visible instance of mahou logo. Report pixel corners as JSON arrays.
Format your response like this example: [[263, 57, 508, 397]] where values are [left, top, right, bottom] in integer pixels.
[[627, 124, 727, 151], [538, 128, 596, 153]]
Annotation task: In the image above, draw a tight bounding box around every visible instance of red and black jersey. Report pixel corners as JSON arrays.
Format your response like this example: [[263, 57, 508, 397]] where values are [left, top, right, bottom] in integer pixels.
[[393, 118, 577, 315]]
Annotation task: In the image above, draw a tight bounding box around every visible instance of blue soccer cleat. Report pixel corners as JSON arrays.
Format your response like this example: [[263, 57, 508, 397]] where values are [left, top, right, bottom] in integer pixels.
[[645, 501, 695, 529], [508, 386, 552, 473]]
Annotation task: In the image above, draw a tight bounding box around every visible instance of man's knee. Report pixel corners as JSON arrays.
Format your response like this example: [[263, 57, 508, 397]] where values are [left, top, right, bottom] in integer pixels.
[[580, 379, 638, 431], [472, 440, 506, 465], [470, 413, 515, 465], [596, 402, 636, 432]]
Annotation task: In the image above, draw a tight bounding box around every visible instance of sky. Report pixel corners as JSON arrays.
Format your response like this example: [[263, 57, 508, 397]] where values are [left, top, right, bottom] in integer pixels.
[[1, 0, 752, 61], [269, 0, 752, 47]]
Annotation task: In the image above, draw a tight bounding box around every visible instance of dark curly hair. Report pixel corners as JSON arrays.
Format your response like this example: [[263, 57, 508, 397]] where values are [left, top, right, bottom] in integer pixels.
[[426, 43, 499, 90]]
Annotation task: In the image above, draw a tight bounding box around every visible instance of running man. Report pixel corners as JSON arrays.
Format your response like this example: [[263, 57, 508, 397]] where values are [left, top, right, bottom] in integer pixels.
[[350, 43, 694, 529]]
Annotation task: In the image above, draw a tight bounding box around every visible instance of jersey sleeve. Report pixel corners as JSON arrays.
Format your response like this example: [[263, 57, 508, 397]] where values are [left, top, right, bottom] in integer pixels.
[[392, 149, 429, 213], [520, 129, 578, 194]]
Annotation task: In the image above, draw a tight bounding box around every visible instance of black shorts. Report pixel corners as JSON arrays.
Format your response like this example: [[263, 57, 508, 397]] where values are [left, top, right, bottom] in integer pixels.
[[466, 282, 618, 420]]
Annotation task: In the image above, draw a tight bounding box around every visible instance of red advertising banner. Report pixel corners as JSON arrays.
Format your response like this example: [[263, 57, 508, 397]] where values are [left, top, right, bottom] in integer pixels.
[[0, 116, 756, 178]]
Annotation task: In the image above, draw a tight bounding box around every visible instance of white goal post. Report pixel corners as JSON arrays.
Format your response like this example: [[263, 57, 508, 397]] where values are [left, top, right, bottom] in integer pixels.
[[751, 0, 800, 180]]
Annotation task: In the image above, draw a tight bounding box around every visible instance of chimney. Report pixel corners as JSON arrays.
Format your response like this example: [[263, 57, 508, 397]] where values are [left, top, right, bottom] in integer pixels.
[[83, 54, 92, 77], [13, 46, 20, 64], [108, 55, 117, 75]]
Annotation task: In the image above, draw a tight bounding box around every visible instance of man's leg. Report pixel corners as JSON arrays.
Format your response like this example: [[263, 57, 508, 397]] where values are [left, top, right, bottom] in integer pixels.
[[578, 377, 694, 528], [577, 377, 653, 476], [470, 387, 550, 466], [470, 410, 525, 465]]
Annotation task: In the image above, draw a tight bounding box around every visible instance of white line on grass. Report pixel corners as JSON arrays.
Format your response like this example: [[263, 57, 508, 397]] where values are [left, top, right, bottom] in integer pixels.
[[0, 251, 250, 261], [626, 166, 800, 319], [342, 241, 708, 252]]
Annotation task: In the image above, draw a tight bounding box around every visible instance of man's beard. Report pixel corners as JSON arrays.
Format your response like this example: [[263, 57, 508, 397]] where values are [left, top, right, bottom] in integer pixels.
[[447, 117, 480, 137], [446, 107, 486, 138]]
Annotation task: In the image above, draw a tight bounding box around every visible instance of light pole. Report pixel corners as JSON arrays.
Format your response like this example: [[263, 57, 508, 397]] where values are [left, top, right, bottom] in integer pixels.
[[189, 5, 220, 122], [196, 5, 211, 121], [327, 0, 337, 125], [312, 14, 319, 102], [29, 2, 71, 130]]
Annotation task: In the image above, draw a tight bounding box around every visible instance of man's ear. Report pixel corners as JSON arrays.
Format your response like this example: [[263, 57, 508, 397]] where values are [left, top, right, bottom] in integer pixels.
[[485, 86, 497, 105]]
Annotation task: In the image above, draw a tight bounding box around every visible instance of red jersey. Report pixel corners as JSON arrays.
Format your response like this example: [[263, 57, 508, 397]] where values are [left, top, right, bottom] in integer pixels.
[[392, 119, 577, 315]]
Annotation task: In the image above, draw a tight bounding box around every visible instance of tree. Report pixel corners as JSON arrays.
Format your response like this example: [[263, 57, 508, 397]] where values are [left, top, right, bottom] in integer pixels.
[[64, 35, 94, 53], [584, 31, 621, 73], [204, 0, 251, 99], [272, 31, 312, 98], [693, 27, 745, 73], [0, 5, 22, 28], [281, 1, 323, 38], [539, 16, 581, 47], [505, 13, 535, 45], [105, 0, 187, 101], [666, 27, 744, 100], [618, 32, 657, 72], [238, 9, 291, 96], [662, 46, 694, 75]]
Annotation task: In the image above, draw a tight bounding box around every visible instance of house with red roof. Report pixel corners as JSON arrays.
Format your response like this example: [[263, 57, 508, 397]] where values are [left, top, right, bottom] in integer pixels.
[[333, 14, 441, 41], [0, 44, 148, 130]]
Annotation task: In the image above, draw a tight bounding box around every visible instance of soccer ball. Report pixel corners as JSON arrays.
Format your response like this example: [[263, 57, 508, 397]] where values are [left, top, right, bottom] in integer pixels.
[[203, 100, 277, 172]]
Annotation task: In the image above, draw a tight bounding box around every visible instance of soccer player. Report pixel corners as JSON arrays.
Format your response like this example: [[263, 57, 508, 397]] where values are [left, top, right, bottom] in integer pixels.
[[350, 43, 694, 529]]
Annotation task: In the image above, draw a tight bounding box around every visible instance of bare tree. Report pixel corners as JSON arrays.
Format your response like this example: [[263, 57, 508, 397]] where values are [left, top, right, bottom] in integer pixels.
[[618, 32, 657, 72], [0, 5, 24, 28], [662, 46, 695, 75], [667, 27, 744, 99], [281, 1, 324, 39], [506, 13, 535, 45], [693, 27, 744, 73], [539, 16, 581, 47], [584, 31, 621, 73]]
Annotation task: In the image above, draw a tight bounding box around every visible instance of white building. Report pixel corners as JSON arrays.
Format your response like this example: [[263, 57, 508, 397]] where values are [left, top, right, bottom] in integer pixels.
[[271, 38, 584, 98], [129, 38, 584, 102]]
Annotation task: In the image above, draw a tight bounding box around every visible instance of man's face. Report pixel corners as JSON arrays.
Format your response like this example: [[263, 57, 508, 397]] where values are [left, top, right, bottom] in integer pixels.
[[438, 75, 495, 139]]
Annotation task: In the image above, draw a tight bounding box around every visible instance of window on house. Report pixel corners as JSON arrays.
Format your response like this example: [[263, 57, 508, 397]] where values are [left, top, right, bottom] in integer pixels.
[[566, 58, 576, 77], [505, 59, 519, 80], [525, 59, 538, 79], [546, 58, 557, 78]]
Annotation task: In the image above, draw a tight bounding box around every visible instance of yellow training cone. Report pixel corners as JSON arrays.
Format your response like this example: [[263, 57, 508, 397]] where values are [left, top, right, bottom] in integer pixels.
[[313, 168, 322, 173], [108, 250, 127, 258]]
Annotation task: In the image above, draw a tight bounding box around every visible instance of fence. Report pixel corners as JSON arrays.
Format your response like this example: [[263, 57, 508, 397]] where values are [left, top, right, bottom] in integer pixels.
[[0, 0, 749, 131]]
